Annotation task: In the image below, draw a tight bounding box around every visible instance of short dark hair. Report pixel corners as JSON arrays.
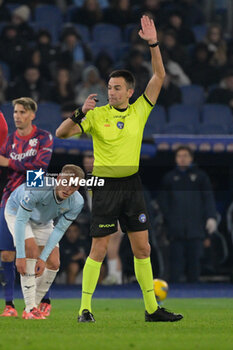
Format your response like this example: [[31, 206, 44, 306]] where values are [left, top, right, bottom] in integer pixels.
[[109, 70, 135, 89], [175, 145, 194, 158]]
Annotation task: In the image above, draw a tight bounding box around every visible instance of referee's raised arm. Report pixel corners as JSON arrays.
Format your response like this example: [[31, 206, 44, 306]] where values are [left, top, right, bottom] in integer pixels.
[[138, 15, 165, 105], [56, 94, 98, 138]]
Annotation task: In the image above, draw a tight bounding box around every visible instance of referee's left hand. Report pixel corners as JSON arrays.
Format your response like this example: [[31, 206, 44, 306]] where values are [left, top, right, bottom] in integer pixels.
[[82, 94, 98, 114], [138, 15, 158, 45]]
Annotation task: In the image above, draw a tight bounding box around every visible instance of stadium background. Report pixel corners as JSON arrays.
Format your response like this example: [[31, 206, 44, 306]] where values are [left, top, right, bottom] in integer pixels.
[[0, 0, 233, 284]]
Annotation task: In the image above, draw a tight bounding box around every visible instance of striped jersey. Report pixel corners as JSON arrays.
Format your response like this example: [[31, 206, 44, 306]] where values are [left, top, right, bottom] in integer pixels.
[[0, 112, 8, 148], [0, 125, 53, 207]]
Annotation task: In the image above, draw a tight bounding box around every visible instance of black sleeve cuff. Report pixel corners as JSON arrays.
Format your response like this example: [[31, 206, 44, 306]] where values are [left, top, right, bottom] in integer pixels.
[[70, 108, 86, 124], [63, 214, 74, 222], [20, 203, 32, 212], [143, 94, 154, 107], [78, 122, 84, 134]]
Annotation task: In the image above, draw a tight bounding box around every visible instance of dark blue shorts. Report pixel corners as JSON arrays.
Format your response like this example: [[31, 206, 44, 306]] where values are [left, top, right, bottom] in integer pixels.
[[0, 206, 15, 251]]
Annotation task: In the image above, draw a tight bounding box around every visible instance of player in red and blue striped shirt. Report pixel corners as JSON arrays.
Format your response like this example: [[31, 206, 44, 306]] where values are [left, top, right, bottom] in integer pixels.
[[0, 112, 8, 148], [0, 97, 53, 317]]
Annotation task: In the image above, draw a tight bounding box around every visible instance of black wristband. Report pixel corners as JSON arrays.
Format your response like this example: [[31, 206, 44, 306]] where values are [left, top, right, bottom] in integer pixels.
[[70, 108, 85, 124], [149, 41, 159, 47]]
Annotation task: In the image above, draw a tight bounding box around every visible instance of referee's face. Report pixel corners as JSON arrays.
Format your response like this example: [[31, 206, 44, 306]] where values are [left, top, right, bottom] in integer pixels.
[[108, 77, 134, 108]]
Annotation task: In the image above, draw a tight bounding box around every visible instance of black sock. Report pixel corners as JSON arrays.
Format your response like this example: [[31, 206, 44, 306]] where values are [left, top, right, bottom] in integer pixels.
[[6, 301, 15, 308], [41, 298, 51, 304]]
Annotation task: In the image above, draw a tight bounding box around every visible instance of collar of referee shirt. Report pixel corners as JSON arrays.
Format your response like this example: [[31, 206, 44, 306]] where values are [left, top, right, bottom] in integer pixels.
[[110, 105, 129, 112]]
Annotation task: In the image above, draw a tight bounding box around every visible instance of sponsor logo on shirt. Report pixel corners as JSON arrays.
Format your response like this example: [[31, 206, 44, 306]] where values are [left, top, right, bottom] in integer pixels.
[[29, 138, 38, 147], [10, 149, 37, 161]]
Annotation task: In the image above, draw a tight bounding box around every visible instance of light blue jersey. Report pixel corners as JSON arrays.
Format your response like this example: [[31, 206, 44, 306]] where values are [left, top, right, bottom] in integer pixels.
[[5, 183, 84, 261]]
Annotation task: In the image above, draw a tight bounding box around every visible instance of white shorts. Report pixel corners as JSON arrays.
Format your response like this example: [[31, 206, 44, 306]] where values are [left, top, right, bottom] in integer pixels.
[[5, 210, 59, 248]]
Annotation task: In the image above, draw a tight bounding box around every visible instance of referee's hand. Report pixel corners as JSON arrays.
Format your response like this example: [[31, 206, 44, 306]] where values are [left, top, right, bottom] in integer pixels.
[[138, 15, 157, 45], [82, 94, 98, 114]]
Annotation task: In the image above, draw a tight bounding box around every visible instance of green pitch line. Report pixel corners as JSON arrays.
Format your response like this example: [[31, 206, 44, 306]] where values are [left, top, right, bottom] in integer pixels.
[[0, 299, 232, 350]]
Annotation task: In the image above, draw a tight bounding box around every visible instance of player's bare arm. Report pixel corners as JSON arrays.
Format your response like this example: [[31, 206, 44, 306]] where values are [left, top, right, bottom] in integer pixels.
[[138, 15, 165, 105], [56, 94, 98, 138], [0, 155, 9, 167]]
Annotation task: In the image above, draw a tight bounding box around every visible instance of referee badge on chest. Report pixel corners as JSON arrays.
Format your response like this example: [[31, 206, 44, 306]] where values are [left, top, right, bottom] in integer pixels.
[[117, 121, 124, 129]]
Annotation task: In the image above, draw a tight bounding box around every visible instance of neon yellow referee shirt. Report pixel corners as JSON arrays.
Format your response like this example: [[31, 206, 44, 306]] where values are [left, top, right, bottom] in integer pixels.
[[80, 94, 154, 178]]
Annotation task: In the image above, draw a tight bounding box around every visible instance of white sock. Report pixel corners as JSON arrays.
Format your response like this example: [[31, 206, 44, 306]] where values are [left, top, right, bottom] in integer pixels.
[[108, 259, 118, 276], [108, 259, 122, 284], [35, 268, 58, 306], [20, 259, 37, 313]]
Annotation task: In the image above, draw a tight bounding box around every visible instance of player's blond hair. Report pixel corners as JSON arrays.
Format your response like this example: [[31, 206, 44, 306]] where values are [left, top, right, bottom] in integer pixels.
[[61, 164, 85, 180], [12, 97, 38, 112]]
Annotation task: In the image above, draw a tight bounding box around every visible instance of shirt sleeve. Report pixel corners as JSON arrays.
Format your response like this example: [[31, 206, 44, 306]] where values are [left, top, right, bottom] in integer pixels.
[[20, 190, 40, 212], [39, 197, 84, 261], [64, 196, 84, 221], [79, 109, 95, 134], [14, 205, 32, 258], [200, 171, 217, 220], [0, 112, 8, 149], [132, 94, 154, 126], [14, 190, 41, 258]]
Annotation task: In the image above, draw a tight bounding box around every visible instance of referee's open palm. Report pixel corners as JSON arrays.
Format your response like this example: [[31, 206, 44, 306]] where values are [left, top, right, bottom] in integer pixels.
[[138, 15, 157, 44]]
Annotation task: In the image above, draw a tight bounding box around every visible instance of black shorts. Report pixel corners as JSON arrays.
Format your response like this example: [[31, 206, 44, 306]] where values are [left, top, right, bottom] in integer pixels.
[[90, 173, 149, 237]]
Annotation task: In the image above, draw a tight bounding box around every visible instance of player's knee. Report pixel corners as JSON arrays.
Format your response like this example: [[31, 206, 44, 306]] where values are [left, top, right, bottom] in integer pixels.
[[46, 259, 60, 271], [90, 238, 108, 261], [134, 243, 151, 259], [25, 246, 39, 259], [90, 245, 107, 261], [1, 250, 15, 262]]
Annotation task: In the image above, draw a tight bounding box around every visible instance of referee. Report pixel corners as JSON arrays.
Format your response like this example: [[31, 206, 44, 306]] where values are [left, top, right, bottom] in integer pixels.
[[56, 15, 183, 323]]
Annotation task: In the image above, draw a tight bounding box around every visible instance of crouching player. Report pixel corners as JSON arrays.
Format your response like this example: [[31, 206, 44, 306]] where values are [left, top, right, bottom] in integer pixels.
[[4, 164, 84, 319]]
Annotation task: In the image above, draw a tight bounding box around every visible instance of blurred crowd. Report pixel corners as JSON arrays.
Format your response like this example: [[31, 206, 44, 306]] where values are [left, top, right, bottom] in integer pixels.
[[0, 0, 233, 112]]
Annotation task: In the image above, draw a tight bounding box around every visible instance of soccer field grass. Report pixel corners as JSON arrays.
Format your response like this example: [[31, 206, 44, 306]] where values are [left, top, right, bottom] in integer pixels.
[[1, 298, 232, 350]]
